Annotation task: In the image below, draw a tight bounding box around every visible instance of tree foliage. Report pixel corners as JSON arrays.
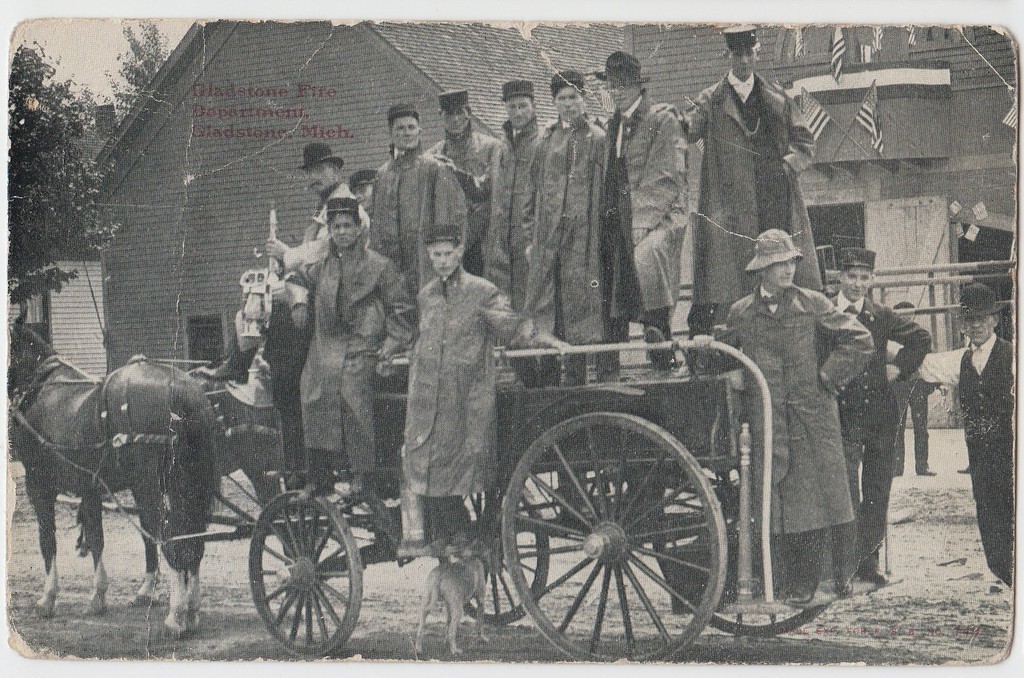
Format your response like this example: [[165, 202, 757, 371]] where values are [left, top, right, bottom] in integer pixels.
[[8, 45, 116, 303], [108, 21, 169, 118]]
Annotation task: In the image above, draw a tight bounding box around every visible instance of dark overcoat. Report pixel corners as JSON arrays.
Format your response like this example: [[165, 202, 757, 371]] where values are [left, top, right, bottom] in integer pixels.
[[291, 239, 416, 472], [403, 270, 525, 496], [429, 126, 501, 258], [719, 286, 873, 534], [684, 74, 821, 307]]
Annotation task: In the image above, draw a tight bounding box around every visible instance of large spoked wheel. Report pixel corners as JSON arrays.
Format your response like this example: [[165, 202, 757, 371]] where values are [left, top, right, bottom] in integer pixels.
[[502, 412, 728, 661], [463, 492, 550, 625], [249, 492, 363, 657]]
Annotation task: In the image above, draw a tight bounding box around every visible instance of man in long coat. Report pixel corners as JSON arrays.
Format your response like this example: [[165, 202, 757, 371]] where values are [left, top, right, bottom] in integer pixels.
[[290, 197, 416, 496], [918, 283, 1014, 586], [429, 89, 501, 277], [833, 248, 931, 590], [697, 230, 872, 606], [523, 70, 640, 384], [681, 26, 821, 336], [597, 50, 687, 369], [369, 103, 468, 298], [399, 223, 564, 555]]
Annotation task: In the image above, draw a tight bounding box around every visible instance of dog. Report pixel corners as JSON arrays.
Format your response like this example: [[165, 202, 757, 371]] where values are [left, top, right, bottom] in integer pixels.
[[415, 539, 493, 656]]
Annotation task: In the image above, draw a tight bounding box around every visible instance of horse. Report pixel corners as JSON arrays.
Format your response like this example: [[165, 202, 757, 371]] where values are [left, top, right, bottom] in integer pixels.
[[8, 319, 220, 636]]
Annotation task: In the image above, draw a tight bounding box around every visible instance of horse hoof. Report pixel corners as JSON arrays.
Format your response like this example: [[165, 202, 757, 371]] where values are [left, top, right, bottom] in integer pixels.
[[132, 594, 155, 607], [164, 619, 187, 639], [35, 601, 55, 618], [186, 610, 200, 632], [86, 598, 107, 615]]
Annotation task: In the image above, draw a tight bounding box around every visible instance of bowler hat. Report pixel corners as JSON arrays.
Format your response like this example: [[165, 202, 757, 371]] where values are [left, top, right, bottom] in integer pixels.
[[595, 51, 648, 86], [839, 247, 876, 271], [438, 89, 469, 113], [325, 197, 361, 220], [959, 282, 1007, 320], [348, 169, 378, 192], [745, 229, 803, 272], [502, 79, 534, 101], [550, 70, 587, 98], [299, 142, 344, 170], [424, 221, 462, 245], [387, 102, 420, 126], [723, 25, 759, 52]]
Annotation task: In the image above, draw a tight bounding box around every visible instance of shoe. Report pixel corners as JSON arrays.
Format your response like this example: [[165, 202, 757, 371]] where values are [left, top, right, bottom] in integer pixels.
[[854, 569, 889, 587], [644, 327, 677, 371], [958, 466, 972, 475], [835, 580, 853, 599], [916, 468, 937, 477], [783, 589, 817, 608]]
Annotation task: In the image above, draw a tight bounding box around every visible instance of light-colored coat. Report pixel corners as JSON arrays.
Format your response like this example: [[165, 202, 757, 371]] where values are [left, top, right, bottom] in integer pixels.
[[292, 240, 415, 471], [369, 146, 468, 295], [718, 285, 873, 534], [485, 118, 540, 310], [618, 96, 689, 311], [683, 74, 821, 307], [522, 116, 608, 344], [403, 270, 525, 496]]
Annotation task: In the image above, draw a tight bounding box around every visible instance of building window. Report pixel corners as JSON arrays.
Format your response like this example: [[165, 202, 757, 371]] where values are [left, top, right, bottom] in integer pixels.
[[188, 315, 224, 363], [808, 203, 866, 263]]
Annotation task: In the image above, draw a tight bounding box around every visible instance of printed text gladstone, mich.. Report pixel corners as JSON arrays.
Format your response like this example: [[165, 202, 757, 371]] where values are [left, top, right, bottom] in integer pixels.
[[189, 82, 354, 140]]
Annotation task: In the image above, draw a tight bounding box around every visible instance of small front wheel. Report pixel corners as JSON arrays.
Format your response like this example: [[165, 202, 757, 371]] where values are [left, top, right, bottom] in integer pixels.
[[249, 492, 363, 657]]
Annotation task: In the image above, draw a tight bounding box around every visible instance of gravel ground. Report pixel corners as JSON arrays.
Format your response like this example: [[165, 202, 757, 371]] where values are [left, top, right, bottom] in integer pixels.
[[4, 429, 1015, 667]]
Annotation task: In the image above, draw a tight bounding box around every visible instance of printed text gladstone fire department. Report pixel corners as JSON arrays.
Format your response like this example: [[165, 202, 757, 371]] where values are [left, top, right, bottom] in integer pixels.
[[189, 82, 354, 140]]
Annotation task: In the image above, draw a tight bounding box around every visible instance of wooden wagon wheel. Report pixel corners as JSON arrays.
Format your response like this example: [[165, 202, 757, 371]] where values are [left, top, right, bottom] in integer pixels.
[[249, 492, 363, 657], [463, 492, 551, 625], [502, 412, 727, 661]]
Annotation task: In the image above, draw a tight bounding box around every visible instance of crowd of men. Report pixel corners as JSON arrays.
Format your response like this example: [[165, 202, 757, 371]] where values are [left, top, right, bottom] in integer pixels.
[[198, 27, 1014, 604]]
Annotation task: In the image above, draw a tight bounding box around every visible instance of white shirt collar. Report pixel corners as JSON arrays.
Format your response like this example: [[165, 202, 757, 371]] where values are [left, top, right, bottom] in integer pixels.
[[836, 292, 865, 315], [728, 71, 755, 102], [970, 333, 998, 374], [623, 94, 643, 119], [971, 332, 997, 355]]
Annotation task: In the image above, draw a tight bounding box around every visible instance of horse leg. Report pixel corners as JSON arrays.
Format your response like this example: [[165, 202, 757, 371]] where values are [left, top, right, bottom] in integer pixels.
[[164, 569, 189, 637], [185, 566, 202, 631], [79, 489, 109, 615], [133, 487, 163, 606], [26, 473, 59, 618]]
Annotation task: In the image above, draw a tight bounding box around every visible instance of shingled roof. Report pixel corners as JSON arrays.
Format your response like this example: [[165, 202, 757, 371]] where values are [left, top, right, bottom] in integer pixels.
[[367, 22, 624, 131]]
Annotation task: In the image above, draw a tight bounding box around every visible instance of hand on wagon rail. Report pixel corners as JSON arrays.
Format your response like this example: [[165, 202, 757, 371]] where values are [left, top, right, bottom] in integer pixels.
[[690, 333, 715, 349]]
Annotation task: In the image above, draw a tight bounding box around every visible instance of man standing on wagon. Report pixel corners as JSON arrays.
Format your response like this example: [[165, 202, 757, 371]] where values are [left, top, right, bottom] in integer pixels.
[[596, 50, 688, 370], [397, 223, 566, 557], [288, 197, 417, 497], [695, 230, 873, 607], [680, 26, 822, 337]]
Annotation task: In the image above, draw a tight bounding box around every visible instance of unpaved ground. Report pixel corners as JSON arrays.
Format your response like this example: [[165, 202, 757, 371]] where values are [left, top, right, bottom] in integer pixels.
[[5, 430, 1013, 665]]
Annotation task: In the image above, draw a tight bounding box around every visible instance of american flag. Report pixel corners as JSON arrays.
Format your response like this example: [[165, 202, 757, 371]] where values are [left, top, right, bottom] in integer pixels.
[[794, 28, 804, 57], [1002, 100, 1018, 130], [873, 27, 883, 52], [831, 27, 846, 82], [908, 26, 917, 46], [800, 88, 831, 140], [856, 80, 884, 155]]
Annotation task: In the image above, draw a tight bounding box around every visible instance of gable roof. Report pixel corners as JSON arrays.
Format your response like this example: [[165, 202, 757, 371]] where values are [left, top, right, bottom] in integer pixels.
[[366, 22, 623, 131]]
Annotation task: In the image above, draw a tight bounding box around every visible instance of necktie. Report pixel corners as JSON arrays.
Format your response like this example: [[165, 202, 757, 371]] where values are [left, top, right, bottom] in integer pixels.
[[845, 304, 858, 315]]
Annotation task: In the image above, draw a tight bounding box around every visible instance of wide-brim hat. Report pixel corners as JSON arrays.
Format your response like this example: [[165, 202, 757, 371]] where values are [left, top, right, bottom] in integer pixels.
[[595, 51, 649, 86], [299, 142, 343, 170], [502, 79, 535, 101], [959, 282, 1009, 320], [839, 247, 877, 271], [745, 229, 803, 272], [438, 89, 469, 113], [723, 25, 759, 52], [550, 70, 587, 98]]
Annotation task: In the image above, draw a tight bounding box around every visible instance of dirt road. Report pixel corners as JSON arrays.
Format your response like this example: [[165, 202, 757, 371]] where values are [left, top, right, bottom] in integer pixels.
[[5, 430, 1013, 665]]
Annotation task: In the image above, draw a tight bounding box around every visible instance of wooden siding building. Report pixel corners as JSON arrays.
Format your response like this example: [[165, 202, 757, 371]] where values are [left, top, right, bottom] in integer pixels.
[[97, 21, 622, 367]]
